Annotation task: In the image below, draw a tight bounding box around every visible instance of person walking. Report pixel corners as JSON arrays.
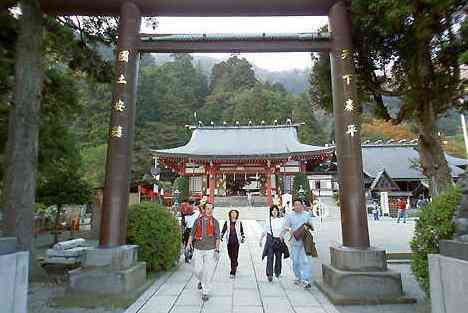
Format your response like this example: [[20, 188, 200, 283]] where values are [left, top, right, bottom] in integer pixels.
[[259, 205, 286, 282], [183, 202, 201, 263], [186, 203, 220, 301], [397, 198, 407, 223], [247, 192, 252, 207], [221, 209, 245, 278], [281, 199, 314, 289]]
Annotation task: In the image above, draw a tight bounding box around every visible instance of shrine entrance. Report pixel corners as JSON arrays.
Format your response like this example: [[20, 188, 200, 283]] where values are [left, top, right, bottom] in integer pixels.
[[38, 0, 409, 304], [225, 174, 248, 196], [155, 124, 333, 206]]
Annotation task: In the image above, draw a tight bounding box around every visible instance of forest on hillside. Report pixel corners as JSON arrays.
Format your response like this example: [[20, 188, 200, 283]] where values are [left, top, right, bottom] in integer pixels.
[[76, 54, 330, 188], [1, 49, 464, 195], [0, 8, 464, 198]]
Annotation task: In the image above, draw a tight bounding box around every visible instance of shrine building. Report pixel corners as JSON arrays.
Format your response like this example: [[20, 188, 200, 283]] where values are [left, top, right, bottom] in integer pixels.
[[152, 123, 334, 206]]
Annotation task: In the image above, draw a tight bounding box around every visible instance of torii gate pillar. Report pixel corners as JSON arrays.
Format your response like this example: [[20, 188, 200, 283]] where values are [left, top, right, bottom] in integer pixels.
[[315, 1, 412, 305], [66, 1, 147, 300]]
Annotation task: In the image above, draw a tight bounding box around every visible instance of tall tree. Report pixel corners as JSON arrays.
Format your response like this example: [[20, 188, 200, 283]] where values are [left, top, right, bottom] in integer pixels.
[[2, 0, 43, 253], [209, 56, 257, 93], [309, 0, 468, 195], [37, 125, 92, 244], [0, 3, 117, 254]]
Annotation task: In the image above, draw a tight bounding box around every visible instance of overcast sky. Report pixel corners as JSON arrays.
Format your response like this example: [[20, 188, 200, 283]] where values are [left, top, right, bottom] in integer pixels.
[[145, 16, 328, 71]]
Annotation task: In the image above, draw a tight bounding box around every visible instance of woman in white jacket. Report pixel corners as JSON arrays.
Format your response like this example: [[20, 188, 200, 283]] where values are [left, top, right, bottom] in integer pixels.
[[259, 205, 286, 281], [221, 209, 245, 278]]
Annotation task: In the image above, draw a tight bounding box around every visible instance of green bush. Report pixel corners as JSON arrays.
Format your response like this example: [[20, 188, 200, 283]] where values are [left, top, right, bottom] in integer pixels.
[[174, 176, 190, 202], [410, 187, 462, 295], [127, 201, 182, 272], [293, 172, 312, 204]]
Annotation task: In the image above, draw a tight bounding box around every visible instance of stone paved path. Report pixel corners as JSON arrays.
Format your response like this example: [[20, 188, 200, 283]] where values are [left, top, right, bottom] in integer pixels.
[[125, 220, 338, 313]]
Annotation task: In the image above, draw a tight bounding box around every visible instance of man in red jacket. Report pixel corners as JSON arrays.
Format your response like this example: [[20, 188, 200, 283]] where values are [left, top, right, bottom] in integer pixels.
[[397, 198, 407, 223], [187, 203, 220, 301]]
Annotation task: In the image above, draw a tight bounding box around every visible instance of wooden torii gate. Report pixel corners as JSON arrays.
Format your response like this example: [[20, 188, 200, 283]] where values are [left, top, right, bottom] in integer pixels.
[[38, 0, 409, 304]]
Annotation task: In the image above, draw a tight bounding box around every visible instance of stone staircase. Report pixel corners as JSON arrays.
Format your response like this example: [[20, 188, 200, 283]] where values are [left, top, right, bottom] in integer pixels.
[[214, 196, 248, 207], [213, 206, 269, 221], [214, 195, 267, 207]]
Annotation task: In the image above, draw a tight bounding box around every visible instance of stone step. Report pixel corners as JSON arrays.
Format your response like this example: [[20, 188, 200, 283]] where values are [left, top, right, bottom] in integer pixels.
[[213, 206, 269, 221], [214, 195, 267, 207]]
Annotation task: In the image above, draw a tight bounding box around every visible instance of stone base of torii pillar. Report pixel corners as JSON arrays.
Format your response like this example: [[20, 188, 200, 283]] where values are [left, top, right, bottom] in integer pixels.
[[60, 246, 148, 306], [315, 246, 416, 305], [57, 1, 149, 306]]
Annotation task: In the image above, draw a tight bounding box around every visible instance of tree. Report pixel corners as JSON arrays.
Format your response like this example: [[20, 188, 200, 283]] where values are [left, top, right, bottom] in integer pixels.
[[36, 127, 92, 244], [293, 172, 312, 205], [174, 176, 190, 202], [309, 51, 333, 113], [133, 54, 207, 181], [2, 0, 44, 253], [80, 144, 107, 189], [209, 56, 257, 93], [293, 93, 328, 145], [36, 65, 93, 244], [1, 3, 117, 253], [309, 0, 468, 195]]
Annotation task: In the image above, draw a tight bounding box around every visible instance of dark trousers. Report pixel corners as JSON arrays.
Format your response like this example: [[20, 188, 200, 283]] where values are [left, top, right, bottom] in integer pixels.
[[182, 227, 191, 246], [266, 241, 282, 277], [227, 242, 239, 275]]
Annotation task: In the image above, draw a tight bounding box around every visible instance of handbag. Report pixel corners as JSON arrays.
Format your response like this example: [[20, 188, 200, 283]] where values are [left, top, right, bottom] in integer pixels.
[[271, 236, 282, 250], [270, 218, 288, 258]]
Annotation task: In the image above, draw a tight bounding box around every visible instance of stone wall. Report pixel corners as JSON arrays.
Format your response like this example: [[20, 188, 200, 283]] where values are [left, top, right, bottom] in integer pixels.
[[0, 238, 29, 313], [429, 254, 468, 313]]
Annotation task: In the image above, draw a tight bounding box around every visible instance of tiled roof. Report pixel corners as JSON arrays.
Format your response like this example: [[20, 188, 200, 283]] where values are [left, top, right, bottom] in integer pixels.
[[361, 144, 465, 179], [153, 125, 332, 161]]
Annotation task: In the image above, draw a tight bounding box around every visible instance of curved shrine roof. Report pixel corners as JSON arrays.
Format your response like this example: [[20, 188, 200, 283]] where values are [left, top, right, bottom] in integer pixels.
[[153, 125, 333, 161]]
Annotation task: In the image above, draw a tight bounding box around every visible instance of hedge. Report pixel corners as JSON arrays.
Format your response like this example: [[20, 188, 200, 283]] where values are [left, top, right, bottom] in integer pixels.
[[410, 186, 462, 295], [127, 201, 182, 272]]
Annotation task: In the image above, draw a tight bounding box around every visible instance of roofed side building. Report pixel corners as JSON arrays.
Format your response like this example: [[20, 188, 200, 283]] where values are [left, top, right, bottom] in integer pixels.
[[308, 144, 466, 213]]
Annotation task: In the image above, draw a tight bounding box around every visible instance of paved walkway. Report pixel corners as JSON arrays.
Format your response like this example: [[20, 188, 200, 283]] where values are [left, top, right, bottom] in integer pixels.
[[126, 220, 338, 313]]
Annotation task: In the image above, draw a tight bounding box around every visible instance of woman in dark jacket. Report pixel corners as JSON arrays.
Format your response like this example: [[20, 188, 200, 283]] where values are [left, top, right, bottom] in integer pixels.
[[259, 205, 286, 282], [221, 209, 245, 278]]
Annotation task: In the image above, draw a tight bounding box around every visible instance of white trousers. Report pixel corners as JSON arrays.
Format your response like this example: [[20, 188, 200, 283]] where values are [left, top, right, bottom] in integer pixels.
[[193, 248, 215, 295]]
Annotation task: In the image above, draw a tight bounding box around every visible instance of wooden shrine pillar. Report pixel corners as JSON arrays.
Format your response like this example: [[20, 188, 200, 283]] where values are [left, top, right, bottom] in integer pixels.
[[329, 1, 370, 248], [100, 1, 141, 247], [266, 169, 273, 207], [208, 165, 216, 204], [319, 4, 407, 304]]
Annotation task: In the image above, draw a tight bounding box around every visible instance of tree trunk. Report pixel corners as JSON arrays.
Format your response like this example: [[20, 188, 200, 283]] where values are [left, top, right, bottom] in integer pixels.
[[372, 92, 392, 121], [417, 102, 453, 196], [413, 45, 453, 195], [53, 204, 61, 244], [2, 0, 43, 253], [411, 3, 453, 196]]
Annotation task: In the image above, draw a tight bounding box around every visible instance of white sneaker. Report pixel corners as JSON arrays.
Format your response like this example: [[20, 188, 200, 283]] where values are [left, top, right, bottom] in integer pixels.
[[303, 280, 312, 289]]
